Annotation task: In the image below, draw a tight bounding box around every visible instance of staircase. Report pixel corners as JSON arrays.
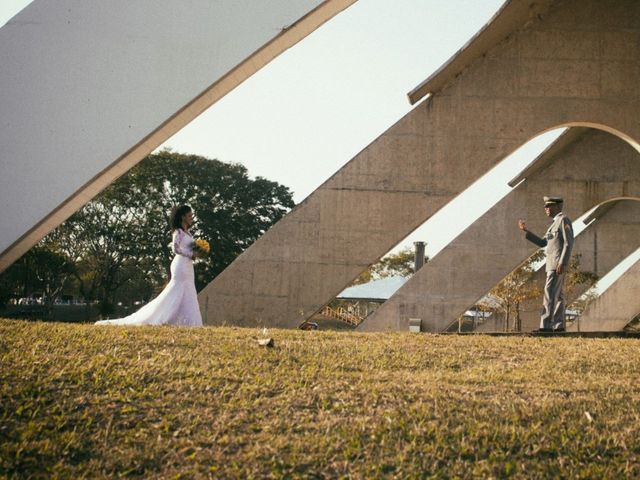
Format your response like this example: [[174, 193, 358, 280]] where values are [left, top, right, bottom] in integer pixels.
[[319, 306, 363, 326]]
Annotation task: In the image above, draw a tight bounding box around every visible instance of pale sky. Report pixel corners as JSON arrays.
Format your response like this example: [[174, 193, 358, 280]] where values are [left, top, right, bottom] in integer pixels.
[[2, 1, 638, 283]]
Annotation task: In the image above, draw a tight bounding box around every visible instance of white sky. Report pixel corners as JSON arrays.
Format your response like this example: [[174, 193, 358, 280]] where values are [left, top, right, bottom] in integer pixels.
[[2, 0, 636, 291]]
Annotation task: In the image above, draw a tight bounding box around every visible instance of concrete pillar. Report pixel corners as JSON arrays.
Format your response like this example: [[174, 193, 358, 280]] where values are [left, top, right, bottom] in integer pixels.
[[359, 129, 640, 331], [413, 242, 426, 273], [570, 258, 640, 332], [201, 0, 640, 328]]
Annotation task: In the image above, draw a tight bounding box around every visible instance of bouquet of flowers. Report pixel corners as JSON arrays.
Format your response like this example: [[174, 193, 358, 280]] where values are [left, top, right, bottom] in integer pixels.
[[193, 238, 211, 258]]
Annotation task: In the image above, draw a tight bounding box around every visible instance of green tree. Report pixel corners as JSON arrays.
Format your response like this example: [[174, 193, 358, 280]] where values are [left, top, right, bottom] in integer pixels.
[[565, 253, 599, 329], [0, 242, 75, 317], [33, 244, 76, 318], [50, 200, 149, 317], [42, 150, 294, 318], [489, 251, 599, 332], [565, 253, 599, 301], [489, 250, 544, 332], [351, 246, 428, 285]]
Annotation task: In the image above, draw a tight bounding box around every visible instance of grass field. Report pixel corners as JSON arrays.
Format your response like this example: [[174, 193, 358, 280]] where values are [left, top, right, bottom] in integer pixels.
[[1, 319, 640, 479]]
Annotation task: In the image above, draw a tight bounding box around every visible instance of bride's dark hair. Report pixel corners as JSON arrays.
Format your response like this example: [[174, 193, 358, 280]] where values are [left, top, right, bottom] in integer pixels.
[[170, 205, 192, 231]]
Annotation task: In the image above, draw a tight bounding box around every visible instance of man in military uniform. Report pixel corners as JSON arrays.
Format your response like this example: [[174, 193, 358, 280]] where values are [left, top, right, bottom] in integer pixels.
[[518, 196, 574, 332]]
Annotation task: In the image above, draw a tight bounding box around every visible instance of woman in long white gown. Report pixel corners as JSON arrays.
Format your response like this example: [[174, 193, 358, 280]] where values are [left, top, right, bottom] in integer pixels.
[[95, 205, 203, 327]]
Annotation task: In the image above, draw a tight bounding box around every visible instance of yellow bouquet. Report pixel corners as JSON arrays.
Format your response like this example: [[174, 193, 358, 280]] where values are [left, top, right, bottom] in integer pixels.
[[193, 238, 210, 258]]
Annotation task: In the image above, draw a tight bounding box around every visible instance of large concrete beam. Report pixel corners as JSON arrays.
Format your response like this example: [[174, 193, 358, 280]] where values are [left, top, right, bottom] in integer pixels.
[[570, 258, 640, 332], [515, 198, 640, 332], [200, 0, 640, 328], [360, 129, 640, 332], [0, 0, 356, 273]]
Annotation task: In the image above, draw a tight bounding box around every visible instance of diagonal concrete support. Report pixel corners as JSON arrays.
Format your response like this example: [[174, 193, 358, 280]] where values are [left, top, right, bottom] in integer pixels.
[[515, 198, 640, 332], [0, 0, 357, 273], [570, 258, 640, 332], [200, 0, 640, 328], [360, 129, 640, 332]]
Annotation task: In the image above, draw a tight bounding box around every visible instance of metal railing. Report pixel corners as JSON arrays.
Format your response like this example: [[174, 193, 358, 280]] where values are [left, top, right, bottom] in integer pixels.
[[319, 306, 363, 326]]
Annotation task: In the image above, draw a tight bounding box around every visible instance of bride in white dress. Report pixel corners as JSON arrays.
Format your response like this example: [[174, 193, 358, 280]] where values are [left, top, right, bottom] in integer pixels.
[[96, 205, 203, 327]]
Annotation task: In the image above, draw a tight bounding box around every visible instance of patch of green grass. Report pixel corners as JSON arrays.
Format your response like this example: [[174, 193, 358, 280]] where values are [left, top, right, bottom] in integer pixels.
[[1, 319, 639, 478]]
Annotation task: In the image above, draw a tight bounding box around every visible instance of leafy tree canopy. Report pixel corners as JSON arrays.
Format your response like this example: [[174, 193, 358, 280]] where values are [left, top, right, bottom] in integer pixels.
[[352, 247, 427, 285], [1, 150, 294, 318]]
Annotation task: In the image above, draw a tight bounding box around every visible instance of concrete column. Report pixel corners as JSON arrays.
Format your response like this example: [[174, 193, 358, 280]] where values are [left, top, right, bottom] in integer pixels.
[[570, 259, 640, 332], [359, 129, 640, 332], [413, 242, 426, 273], [201, 0, 640, 328]]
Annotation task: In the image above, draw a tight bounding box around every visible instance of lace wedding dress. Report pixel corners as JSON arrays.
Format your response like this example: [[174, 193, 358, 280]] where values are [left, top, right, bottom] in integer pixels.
[[95, 228, 203, 327]]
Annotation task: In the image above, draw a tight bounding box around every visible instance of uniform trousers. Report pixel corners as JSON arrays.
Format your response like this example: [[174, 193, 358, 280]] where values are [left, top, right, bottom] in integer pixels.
[[541, 271, 566, 330]]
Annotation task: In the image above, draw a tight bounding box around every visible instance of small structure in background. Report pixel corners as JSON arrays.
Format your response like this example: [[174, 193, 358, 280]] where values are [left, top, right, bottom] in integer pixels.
[[314, 242, 426, 329], [330, 275, 410, 325], [409, 318, 421, 333], [413, 241, 426, 272], [299, 321, 319, 330]]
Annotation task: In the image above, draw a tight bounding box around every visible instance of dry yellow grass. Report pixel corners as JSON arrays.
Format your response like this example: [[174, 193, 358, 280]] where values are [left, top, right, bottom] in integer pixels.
[[1, 319, 640, 478]]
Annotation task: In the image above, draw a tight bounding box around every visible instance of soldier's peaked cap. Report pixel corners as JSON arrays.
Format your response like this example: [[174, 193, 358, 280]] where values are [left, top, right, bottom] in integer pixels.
[[543, 196, 563, 206]]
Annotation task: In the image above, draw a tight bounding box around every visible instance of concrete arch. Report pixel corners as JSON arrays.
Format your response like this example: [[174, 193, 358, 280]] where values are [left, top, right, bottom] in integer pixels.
[[359, 128, 640, 332], [584, 196, 640, 215], [200, 0, 640, 328], [0, 0, 356, 274]]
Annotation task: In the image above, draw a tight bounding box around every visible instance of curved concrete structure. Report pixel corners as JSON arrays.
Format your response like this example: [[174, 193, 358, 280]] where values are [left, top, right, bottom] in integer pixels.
[[571, 257, 640, 332], [200, 0, 640, 328], [360, 129, 640, 332], [0, 0, 356, 273]]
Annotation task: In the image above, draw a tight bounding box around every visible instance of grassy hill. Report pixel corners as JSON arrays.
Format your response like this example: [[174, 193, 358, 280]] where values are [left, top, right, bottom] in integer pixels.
[[1, 319, 639, 478]]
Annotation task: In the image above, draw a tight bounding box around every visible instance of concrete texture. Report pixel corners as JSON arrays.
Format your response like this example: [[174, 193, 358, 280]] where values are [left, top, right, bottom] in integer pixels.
[[360, 129, 640, 332], [570, 258, 640, 332], [200, 0, 640, 328], [0, 0, 356, 273]]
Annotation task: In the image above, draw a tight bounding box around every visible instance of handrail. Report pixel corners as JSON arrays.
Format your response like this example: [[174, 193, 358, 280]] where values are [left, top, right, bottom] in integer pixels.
[[320, 305, 363, 326]]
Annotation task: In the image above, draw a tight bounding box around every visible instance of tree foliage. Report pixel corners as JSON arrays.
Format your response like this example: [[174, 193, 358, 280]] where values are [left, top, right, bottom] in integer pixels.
[[351, 247, 428, 285], [488, 251, 599, 332], [565, 253, 599, 319], [0, 243, 75, 317], [1, 150, 294, 319], [489, 250, 545, 332], [565, 253, 599, 300]]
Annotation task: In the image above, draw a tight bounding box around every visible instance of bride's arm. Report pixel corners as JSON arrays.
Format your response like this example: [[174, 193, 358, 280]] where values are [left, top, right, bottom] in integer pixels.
[[172, 230, 193, 258]]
